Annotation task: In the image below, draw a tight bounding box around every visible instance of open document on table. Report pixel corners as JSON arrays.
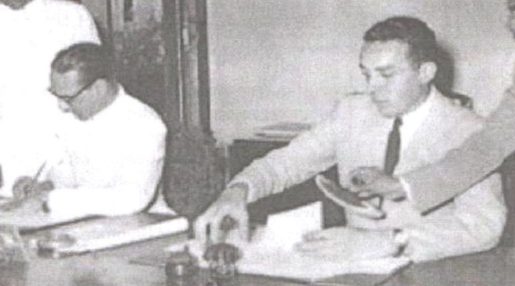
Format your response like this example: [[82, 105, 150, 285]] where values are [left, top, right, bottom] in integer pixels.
[[165, 202, 410, 282], [0, 211, 188, 258], [28, 214, 188, 256]]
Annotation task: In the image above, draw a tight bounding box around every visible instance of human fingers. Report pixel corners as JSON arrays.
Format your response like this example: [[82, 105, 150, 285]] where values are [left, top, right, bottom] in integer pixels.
[[212, 207, 249, 243], [195, 190, 237, 242], [302, 229, 329, 242], [302, 231, 318, 242], [294, 238, 336, 253], [194, 208, 218, 244], [346, 198, 386, 219], [357, 186, 406, 201], [12, 177, 35, 199], [349, 166, 383, 187], [237, 209, 250, 242]]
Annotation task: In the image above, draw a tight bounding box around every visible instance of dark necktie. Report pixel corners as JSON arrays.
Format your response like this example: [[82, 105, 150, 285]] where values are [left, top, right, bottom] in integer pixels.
[[384, 117, 402, 175]]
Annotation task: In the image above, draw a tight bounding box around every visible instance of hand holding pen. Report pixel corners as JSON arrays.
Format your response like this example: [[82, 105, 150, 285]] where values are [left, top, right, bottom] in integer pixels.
[[0, 162, 54, 212]]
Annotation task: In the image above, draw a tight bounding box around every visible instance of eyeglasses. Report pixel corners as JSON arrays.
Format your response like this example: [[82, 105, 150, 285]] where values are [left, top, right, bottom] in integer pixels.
[[48, 79, 97, 104]]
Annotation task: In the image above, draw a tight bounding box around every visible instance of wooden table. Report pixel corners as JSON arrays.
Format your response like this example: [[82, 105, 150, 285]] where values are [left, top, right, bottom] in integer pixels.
[[0, 234, 314, 286], [3, 230, 513, 286], [382, 247, 515, 286]]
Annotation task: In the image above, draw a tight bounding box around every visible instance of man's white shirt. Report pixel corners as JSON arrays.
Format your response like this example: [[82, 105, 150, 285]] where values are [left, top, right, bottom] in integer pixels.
[[0, 0, 100, 195], [44, 87, 167, 219], [397, 89, 435, 152], [395, 88, 436, 200]]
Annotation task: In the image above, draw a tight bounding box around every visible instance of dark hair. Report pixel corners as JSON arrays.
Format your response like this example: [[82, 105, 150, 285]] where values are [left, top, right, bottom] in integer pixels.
[[509, 0, 515, 12], [51, 42, 114, 85], [363, 16, 437, 66]]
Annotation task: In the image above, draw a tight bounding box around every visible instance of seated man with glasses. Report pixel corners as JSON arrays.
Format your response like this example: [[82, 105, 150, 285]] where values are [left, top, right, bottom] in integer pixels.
[[3, 43, 167, 219]]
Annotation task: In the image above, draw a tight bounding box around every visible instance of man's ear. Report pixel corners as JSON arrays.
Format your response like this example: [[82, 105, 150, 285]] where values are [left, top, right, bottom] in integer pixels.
[[418, 62, 437, 84]]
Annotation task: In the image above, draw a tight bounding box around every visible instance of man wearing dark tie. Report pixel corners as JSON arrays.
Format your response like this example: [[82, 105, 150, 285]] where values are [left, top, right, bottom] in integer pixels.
[[195, 17, 506, 264], [352, 0, 515, 215]]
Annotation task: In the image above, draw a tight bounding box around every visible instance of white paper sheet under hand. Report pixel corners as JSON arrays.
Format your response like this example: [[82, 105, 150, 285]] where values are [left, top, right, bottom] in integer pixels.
[[254, 201, 323, 250], [166, 202, 410, 281]]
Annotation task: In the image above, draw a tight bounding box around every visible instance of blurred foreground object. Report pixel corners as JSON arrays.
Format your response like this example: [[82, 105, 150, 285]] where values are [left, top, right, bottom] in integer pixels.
[[204, 242, 241, 281]]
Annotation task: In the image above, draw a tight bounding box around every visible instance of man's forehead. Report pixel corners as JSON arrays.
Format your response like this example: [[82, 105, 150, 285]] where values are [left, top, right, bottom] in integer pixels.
[[52, 69, 80, 79], [360, 41, 411, 68], [50, 70, 82, 89]]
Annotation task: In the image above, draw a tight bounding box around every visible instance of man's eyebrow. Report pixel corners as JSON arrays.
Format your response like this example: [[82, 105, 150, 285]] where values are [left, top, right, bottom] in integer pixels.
[[359, 64, 396, 72], [375, 65, 395, 72]]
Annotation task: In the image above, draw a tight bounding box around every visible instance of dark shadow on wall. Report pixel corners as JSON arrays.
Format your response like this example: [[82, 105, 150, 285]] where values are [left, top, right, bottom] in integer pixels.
[[434, 44, 473, 109]]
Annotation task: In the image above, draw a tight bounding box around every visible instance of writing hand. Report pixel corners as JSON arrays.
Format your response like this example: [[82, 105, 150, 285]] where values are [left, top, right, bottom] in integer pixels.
[[0, 177, 54, 213], [12, 176, 54, 199]]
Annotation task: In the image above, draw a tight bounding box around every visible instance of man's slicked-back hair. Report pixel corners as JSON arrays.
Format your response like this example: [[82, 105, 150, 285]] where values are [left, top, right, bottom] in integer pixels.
[[51, 42, 114, 85], [363, 16, 437, 66]]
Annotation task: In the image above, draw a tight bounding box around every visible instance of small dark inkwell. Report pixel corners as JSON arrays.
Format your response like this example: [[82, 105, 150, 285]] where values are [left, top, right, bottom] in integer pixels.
[[165, 246, 199, 286]]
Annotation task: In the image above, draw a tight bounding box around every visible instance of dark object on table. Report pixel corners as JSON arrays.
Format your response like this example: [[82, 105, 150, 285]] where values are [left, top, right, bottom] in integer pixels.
[[162, 126, 226, 221], [204, 242, 241, 282], [166, 246, 199, 286], [36, 233, 77, 259]]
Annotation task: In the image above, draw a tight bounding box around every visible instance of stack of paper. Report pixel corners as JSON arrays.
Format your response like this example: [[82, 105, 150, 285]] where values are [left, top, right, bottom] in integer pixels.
[[33, 214, 188, 256]]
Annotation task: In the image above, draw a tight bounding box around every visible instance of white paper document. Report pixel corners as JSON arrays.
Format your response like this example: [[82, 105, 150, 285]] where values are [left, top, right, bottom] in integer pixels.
[[166, 202, 409, 281], [34, 214, 188, 255]]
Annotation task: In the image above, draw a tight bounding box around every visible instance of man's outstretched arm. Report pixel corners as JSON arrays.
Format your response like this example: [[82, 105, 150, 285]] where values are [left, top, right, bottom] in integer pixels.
[[357, 90, 515, 213], [405, 90, 515, 211]]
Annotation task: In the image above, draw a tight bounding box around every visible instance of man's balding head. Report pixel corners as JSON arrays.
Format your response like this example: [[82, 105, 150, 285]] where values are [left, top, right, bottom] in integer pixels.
[[49, 43, 118, 121], [51, 43, 115, 87]]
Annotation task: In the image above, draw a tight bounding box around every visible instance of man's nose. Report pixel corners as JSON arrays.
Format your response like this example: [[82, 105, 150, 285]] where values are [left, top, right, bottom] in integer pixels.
[[366, 75, 384, 95]]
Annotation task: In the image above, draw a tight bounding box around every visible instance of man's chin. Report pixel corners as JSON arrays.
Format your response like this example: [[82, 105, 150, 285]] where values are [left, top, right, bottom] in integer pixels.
[[378, 109, 397, 118], [2, 2, 29, 10]]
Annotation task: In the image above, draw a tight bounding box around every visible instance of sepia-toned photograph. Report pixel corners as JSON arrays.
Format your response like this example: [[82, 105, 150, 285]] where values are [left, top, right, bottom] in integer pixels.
[[0, 0, 514, 285]]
